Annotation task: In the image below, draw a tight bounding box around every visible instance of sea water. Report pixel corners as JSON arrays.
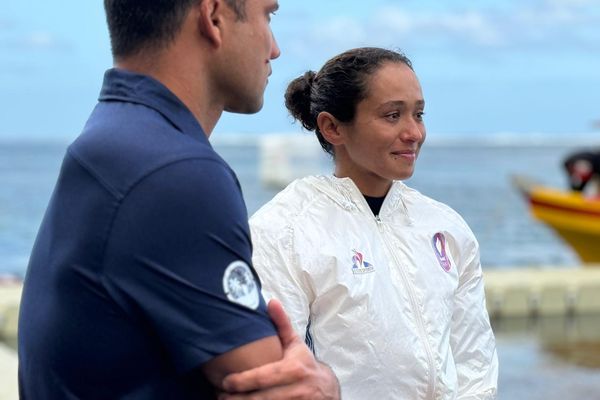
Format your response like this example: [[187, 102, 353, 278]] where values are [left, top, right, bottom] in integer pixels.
[[0, 136, 589, 276], [1, 135, 600, 399]]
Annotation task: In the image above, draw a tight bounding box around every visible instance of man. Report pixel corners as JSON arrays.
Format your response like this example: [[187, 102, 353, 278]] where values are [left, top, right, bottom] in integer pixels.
[[563, 149, 600, 197], [18, 0, 339, 398]]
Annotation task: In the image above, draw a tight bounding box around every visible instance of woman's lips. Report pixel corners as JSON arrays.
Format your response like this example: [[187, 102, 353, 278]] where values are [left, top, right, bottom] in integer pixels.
[[391, 150, 416, 161]]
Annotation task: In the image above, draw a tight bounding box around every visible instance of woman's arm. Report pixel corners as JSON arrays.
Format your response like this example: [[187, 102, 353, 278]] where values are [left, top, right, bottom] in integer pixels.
[[450, 243, 499, 400]]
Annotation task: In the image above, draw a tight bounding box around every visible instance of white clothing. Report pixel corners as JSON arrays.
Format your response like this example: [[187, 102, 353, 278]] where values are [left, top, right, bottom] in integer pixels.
[[250, 175, 498, 400]]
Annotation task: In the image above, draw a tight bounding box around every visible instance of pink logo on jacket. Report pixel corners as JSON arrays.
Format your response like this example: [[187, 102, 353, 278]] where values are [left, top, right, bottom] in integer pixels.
[[432, 232, 452, 272]]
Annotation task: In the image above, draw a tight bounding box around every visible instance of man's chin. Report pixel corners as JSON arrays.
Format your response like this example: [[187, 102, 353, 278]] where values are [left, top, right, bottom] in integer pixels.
[[225, 99, 264, 115]]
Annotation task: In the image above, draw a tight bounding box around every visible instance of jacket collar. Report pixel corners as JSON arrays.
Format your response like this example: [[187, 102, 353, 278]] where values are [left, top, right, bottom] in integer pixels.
[[306, 175, 413, 224]]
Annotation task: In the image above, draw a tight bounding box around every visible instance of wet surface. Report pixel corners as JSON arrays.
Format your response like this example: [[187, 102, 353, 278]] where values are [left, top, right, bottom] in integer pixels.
[[545, 340, 600, 369], [494, 315, 600, 399]]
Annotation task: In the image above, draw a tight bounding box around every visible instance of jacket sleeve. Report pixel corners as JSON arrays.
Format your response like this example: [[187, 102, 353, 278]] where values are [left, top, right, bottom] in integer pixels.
[[250, 221, 314, 340], [450, 239, 499, 400]]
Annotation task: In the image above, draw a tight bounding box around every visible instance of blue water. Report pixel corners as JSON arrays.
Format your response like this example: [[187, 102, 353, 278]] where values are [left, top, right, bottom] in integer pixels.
[[0, 137, 591, 277]]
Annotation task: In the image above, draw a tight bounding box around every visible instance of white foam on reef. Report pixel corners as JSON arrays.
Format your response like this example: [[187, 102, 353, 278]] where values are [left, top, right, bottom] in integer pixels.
[[210, 131, 600, 148], [424, 132, 600, 147], [2, 130, 598, 148]]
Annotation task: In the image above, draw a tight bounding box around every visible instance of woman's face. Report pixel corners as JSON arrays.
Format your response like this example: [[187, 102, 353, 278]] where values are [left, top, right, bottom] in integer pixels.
[[334, 62, 426, 196]]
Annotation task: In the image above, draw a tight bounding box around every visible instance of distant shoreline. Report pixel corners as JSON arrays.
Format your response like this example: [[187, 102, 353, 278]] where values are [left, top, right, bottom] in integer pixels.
[[1, 131, 600, 148]]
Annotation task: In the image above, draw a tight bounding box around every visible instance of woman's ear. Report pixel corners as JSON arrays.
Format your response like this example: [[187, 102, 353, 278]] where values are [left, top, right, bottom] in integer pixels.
[[317, 112, 346, 146]]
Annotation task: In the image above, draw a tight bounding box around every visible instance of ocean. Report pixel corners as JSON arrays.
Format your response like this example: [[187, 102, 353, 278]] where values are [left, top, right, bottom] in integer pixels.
[[0, 135, 587, 277], [1, 134, 600, 399]]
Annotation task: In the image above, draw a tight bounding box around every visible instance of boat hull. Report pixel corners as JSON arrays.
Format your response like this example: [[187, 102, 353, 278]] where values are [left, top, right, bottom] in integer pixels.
[[513, 175, 600, 263]]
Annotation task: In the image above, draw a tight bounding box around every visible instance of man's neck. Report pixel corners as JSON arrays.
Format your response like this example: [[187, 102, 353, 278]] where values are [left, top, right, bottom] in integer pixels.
[[115, 53, 222, 138]]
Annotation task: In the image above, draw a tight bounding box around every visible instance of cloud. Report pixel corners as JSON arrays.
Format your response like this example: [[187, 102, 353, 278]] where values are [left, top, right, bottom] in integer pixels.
[[3, 31, 73, 52], [23, 32, 57, 47], [372, 7, 506, 47], [378, 0, 600, 50], [0, 30, 74, 79], [287, 0, 600, 58], [545, 0, 599, 8], [22, 31, 71, 50], [311, 16, 368, 49]]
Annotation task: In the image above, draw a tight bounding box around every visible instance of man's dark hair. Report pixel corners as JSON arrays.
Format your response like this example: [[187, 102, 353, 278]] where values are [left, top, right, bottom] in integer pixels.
[[104, 0, 247, 59]]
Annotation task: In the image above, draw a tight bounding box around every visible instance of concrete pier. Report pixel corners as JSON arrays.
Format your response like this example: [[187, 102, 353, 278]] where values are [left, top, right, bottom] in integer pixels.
[[485, 267, 600, 318], [0, 343, 18, 400]]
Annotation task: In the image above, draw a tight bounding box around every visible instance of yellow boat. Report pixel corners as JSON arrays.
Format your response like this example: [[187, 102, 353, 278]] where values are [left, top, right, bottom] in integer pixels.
[[513, 175, 600, 263]]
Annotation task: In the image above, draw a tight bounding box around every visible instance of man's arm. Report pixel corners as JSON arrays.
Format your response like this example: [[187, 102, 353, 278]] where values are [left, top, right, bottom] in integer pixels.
[[201, 336, 282, 391], [219, 300, 340, 400], [103, 159, 285, 383]]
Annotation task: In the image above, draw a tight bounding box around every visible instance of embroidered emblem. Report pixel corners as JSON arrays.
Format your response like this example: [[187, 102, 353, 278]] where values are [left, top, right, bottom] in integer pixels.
[[223, 261, 259, 310], [432, 232, 451, 272], [351, 250, 375, 275]]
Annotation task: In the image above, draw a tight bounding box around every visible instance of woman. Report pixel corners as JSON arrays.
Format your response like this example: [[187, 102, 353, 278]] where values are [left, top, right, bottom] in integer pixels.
[[250, 47, 498, 399]]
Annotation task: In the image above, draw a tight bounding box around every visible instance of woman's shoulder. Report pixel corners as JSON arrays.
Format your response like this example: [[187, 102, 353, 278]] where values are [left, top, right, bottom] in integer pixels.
[[250, 176, 325, 231], [399, 183, 472, 233]]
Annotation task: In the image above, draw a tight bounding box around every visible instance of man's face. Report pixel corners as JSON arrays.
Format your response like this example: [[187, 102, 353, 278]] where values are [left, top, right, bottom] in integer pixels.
[[220, 0, 281, 114]]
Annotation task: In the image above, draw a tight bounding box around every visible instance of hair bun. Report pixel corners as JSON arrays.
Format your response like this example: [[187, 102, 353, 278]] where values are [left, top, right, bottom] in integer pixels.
[[284, 71, 317, 131], [304, 70, 316, 86]]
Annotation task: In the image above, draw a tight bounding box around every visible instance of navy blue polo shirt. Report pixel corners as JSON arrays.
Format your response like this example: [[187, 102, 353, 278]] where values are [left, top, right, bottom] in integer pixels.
[[18, 69, 277, 399]]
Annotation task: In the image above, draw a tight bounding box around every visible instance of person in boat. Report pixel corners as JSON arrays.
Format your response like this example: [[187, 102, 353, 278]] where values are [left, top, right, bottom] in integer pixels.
[[249, 47, 499, 399], [563, 149, 600, 197]]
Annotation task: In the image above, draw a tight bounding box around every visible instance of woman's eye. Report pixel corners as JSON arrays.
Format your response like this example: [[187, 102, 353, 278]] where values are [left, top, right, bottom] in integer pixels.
[[415, 111, 425, 121], [385, 112, 400, 121]]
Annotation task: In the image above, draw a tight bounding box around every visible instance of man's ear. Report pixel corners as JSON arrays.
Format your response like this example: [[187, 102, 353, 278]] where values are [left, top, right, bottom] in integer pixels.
[[197, 0, 225, 47], [317, 112, 346, 146]]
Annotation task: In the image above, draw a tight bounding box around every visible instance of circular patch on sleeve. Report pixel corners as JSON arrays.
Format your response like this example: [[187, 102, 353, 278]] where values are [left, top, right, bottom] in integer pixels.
[[222, 261, 259, 310]]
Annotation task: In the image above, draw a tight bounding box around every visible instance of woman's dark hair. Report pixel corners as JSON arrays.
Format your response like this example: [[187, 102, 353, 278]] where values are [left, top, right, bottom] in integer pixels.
[[104, 0, 247, 59], [284, 47, 413, 156]]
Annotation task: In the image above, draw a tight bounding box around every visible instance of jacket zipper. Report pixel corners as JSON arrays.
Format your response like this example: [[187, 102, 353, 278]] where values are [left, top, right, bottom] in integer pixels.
[[375, 215, 437, 399]]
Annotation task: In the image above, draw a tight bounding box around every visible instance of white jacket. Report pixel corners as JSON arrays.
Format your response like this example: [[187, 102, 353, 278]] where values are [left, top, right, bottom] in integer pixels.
[[251, 176, 498, 400]]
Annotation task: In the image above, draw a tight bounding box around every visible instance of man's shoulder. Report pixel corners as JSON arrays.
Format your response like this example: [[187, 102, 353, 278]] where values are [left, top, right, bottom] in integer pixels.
[[69, 107, 227, 199]]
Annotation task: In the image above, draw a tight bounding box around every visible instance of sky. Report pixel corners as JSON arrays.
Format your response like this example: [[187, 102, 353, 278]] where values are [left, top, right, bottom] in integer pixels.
[[1, 0, 600, 141]]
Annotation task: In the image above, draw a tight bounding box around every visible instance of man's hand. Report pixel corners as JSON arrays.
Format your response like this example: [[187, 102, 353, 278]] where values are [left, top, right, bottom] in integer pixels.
[[219, 299, 340, 400]]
